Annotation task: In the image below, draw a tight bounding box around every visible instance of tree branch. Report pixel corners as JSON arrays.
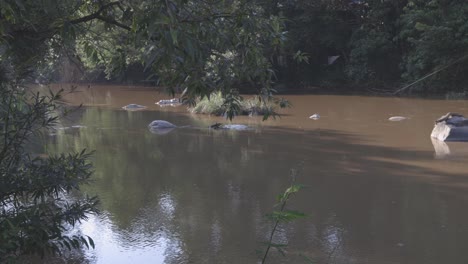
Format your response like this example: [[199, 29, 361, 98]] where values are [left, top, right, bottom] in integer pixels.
[[69, 1, 130, 31], [96, 15, 131, 30]]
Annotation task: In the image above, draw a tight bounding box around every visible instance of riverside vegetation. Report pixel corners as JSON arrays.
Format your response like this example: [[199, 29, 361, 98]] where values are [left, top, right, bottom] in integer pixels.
[[0, 86, 98, 262], [1, 0, 467, 261], [189, 91, 291, 119]]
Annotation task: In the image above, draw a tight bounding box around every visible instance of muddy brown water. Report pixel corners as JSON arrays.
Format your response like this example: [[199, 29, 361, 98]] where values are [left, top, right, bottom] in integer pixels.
[[41, 84, 468, 264]]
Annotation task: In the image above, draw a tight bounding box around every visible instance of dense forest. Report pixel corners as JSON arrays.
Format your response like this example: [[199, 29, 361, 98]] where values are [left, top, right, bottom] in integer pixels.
[[4, 0, 467, 94], [0, 0, 467, 261]]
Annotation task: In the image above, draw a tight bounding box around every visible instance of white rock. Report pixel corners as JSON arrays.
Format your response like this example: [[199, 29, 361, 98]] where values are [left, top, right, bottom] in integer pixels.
[[309, 113, 320, 120], [388, 116, 407, 121], [156, 98, 181, 106], [122, 104, 146, 110], [431, 121, 468, 141], [221, 124, 249, 130]]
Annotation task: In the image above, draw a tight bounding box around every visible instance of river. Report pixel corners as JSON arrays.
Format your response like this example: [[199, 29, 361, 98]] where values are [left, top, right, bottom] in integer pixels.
[[42, 84, 468, 264]]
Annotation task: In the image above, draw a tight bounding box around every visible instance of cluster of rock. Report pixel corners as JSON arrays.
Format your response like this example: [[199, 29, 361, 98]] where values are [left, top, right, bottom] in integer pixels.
[[147, 120, 250, 135], [125, 100, 468, 143]]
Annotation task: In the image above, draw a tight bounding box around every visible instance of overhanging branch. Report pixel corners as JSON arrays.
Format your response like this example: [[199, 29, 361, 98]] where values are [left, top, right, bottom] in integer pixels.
[[69, 1, 130, 31]]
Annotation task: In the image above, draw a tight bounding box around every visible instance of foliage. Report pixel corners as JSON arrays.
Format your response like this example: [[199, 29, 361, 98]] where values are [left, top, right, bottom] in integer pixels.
[[1, 0, 287, 108], [266, 0, 356, 87], [261, 166, 307, 263], [189, 91, 290, 120], [261, 0, 468, 92], [399, 0, 468, 92], [345, 0, 405, 85], [0, 83, 98, 261], [3, 0, 467, 93]]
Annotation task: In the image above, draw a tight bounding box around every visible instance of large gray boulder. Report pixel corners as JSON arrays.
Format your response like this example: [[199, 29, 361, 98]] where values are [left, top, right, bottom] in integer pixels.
[[431, 113, 468, 141], [148, 120, 177, 129], [148, 120, 178, 135]]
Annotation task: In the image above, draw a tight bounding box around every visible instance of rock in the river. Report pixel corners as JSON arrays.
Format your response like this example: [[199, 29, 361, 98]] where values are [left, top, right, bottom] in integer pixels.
[[148, 120, 178, 135], [388, 116, 407, 121], [309, 113, 320, 120], [122, 104, 146, 111], [156, 98, 181, 106], [431, 113, 468, 141], [148, 120, 178, 129], [209, 123, 250, 130], [221, 124, 249, 130]]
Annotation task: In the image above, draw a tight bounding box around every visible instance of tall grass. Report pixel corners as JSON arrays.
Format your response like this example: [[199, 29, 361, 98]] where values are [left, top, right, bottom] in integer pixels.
[[189, 91, 285, 117]]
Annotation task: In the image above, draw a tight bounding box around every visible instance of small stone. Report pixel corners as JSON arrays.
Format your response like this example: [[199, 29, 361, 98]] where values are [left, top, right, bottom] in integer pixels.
[[388, 116, 407, 121], [309, 113, 320, 120]]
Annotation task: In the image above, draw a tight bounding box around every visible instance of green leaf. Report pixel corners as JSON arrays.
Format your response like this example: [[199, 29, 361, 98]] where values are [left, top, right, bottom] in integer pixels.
[[266, 242, 288, 248], [267, 210, 306, 222], [415, 22, 429, 31], [284, 184, 304, 196]]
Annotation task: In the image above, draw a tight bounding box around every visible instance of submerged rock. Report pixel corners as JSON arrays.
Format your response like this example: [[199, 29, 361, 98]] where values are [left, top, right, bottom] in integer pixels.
[[431, 113, 468, 141], [309, 113, 320, 120], [148, 120, 177, 129], [222, 124, 249, 130], [388, 116, 407, 121], [122, 104, 146, 111], [210, 123, 250, 130], [156, 98, 181, 106], [148, 120, 178, 135]]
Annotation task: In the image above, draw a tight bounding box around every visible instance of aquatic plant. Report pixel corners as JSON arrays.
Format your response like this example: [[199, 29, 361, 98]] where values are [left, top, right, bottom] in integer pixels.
[[261, 166, 309, 263], [189, 91, 290, 120]]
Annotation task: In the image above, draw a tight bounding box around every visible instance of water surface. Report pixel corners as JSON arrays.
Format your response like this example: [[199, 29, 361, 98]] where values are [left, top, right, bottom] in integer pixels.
[[44, 84, 468, 264]]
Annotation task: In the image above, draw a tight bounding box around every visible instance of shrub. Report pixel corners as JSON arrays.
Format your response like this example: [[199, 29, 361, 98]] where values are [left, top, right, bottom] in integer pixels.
[[189, 91, 290, 119], [0, 84, 98, 261]]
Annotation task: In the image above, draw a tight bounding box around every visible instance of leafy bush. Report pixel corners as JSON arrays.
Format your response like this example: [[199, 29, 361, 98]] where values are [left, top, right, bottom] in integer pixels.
[[0, 84, 98, 261]]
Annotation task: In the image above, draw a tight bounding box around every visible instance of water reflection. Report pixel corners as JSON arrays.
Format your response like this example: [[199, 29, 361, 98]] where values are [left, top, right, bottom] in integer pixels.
[[431, 138, 468, 159], [81, 212, 185, 264], [149, 127, 177, 135], [41, 88, 468, 264]]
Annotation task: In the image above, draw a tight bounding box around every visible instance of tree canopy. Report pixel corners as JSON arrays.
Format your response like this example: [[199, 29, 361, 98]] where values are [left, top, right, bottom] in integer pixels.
[[1, 0, 289, 119]]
